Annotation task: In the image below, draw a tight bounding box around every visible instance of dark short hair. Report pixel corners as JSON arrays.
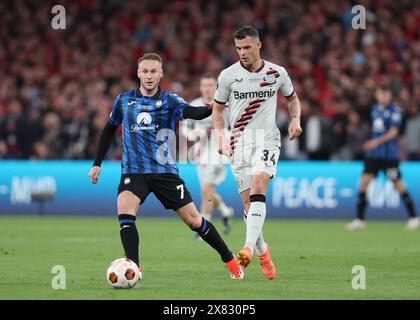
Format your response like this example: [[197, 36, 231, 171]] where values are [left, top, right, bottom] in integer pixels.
[[200, 72, 216, 81], [377, 84, 390, 91], [233, 26, 260, 40], [138, 53, 162, 65]]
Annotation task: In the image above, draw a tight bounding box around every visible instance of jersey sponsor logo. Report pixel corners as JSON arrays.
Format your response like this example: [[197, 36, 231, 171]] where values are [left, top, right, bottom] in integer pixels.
[[131, 112, 158, 131], [137, 112, 152, 125], [233, 89, 276, 100], [372, 118, 385, 132]]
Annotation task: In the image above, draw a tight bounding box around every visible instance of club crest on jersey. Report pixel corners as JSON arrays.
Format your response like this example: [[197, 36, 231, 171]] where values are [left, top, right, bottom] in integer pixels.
[[156, 100, 162, 108], [131, 112, 158, 131], [265, 75, 276, 84], [260, 68, 280, 87]]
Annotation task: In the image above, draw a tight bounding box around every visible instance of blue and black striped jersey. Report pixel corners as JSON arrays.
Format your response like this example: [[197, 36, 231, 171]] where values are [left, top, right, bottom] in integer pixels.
[[366, 103, 402, 160], [109, 88, 188, 174]]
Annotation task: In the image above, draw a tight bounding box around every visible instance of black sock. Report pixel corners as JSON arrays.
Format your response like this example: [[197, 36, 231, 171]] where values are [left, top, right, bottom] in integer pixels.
[[401, 192, 416, 218], [118, 214, 139, 266], [357, 192, 367, 220], [193, 218, 233, 263]]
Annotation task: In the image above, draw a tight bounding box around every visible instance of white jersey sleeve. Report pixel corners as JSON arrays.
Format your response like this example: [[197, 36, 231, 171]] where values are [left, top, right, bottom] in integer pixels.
[[214, 70, 231, 104], [278, 67, 294, 98]]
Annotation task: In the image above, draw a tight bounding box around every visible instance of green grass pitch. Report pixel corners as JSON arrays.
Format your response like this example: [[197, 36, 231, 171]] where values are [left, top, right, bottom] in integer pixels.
[[0, 216, 419, 300]]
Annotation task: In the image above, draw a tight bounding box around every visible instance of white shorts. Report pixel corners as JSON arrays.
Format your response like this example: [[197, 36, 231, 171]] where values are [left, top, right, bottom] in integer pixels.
[[197, 164, 226, 186], [230, 142, 280, 193]]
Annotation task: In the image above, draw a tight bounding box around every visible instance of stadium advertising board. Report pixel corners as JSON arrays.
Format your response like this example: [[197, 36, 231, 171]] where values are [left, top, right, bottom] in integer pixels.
[[0, 161, 419, 219]]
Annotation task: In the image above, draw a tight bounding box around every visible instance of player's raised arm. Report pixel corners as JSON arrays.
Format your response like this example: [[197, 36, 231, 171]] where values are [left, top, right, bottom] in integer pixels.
[[285, 91, 303, 141], [213, 101, 232, 156]]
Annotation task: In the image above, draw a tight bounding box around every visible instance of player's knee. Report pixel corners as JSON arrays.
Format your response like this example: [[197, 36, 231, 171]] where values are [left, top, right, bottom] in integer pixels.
[[251, 174, 269, 194], [117, 202, 137, 215], [201, 185, 213, 199], [188, 215, 202, 229]]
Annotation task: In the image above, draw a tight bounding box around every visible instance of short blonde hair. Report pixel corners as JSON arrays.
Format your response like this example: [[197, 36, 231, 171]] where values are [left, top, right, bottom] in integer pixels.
[[138, 53, 162, 65]]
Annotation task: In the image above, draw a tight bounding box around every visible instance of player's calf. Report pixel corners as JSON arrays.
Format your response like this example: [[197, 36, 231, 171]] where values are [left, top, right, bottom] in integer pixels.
[[118, 214, 140, 266]]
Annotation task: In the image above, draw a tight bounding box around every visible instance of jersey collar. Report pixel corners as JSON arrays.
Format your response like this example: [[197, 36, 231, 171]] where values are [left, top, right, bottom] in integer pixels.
[[136, 87, 162, 99], [240, 60, 265, 73]]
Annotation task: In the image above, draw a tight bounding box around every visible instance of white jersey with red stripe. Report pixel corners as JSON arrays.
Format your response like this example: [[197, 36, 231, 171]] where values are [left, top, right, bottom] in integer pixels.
[[214, 60, 294, 150]]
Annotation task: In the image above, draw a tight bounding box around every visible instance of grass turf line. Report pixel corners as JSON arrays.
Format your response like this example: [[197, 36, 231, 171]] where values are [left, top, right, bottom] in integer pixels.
[[0, 216, 419, 299]]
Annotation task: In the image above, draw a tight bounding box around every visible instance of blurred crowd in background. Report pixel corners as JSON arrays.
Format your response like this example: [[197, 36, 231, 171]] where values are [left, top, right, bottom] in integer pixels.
[[0, 0, 419, 162]]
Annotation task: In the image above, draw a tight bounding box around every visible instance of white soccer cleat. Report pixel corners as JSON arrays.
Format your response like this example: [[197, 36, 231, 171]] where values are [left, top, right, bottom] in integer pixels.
[[406, 217, 420, 230], [345, 219, 366, 231]]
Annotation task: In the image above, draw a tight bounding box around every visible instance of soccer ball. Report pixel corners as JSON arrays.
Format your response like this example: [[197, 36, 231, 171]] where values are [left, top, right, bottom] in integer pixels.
[[106, 258, 142, 289]]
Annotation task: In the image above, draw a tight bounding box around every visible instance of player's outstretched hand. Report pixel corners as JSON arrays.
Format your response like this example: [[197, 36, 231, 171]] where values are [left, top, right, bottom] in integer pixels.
[[88, 166, 101, 184], [288, 118, 303, 140]]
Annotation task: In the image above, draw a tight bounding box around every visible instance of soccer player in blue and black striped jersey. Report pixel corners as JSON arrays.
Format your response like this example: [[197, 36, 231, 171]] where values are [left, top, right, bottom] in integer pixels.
[[88, 53, 243, 279], [346, 85, 419, 230]]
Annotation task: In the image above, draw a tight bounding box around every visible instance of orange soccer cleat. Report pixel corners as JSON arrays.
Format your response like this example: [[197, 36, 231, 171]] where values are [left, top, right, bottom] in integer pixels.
[[257, 243, 276, 280], [225, 256, 244, 279], [237, 246, 253, 268]]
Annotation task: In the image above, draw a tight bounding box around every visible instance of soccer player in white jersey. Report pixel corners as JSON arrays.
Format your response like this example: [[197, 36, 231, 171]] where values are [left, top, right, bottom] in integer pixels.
[[183, 74, 234, 238], [212, 26, 303, 280]]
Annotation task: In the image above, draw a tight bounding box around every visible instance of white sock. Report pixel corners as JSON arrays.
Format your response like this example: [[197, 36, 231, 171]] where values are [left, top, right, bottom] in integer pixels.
[[216, 201, 230, 217], [255, 232, 267, 256], [243, 210, 266, 254], [201, 212, 212, 222]]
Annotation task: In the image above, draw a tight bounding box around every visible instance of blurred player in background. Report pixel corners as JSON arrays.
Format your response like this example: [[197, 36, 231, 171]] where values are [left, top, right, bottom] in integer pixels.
[[182, 74, 234, 239], [213, 26, 303, 279], [88, 53, 244, 279], [346, 85, 419, 231]]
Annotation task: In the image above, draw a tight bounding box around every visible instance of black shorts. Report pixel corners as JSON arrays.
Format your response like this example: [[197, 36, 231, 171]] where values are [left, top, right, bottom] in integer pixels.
[[117, 173, 193, 211], [363, 159, 401, 181]]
